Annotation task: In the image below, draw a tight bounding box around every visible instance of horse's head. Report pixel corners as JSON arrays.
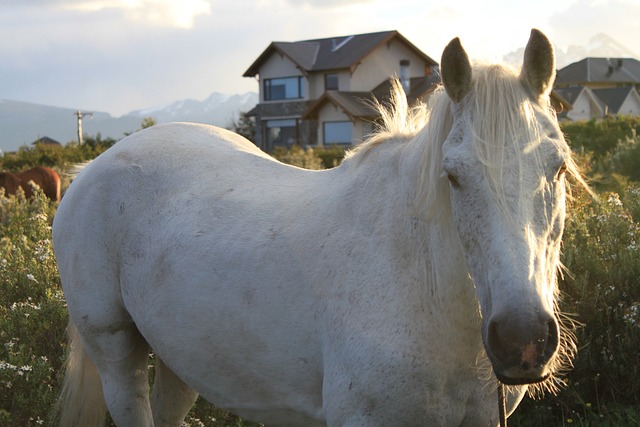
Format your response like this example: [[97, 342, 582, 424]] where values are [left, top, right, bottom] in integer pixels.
[[439, 30, 576, 387]]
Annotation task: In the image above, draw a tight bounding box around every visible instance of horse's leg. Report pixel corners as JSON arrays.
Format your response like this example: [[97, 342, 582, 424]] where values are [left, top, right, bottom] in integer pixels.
[[151, 357, 199, 427], [82, 322, 154, 427]]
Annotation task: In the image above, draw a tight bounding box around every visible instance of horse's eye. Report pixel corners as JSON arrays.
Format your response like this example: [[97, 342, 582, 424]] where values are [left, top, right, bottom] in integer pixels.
[[447, 173, 460, 188], [555, 162, 567, 180]]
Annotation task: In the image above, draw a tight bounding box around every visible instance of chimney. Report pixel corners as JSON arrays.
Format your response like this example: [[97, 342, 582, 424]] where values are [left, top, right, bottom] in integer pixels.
[[606, 59, 614, 76]]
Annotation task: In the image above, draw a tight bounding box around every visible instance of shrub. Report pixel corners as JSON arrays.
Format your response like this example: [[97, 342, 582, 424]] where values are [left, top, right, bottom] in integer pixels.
[[0, 138, 114, 173], [272, 145, 325, 170], [314, 145, 347, 169], [604, 129, 640, 183], [511, 188, 640, 425], [561, 115, 640, 159]]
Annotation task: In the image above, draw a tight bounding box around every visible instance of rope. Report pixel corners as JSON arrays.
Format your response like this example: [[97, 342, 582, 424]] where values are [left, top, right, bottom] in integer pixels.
[[498, 382, 507, 427]]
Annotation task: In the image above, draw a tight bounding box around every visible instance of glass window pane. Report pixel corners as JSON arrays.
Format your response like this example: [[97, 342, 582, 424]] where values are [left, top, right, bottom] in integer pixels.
[[324, 122, 352, 144], [325, 74, 339, 91], [266, 119, 297, 147], [264, 77, 303, 100]]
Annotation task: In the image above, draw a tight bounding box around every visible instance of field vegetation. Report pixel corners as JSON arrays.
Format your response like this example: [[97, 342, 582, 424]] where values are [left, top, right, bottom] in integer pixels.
[[1, 117, 639, 426]]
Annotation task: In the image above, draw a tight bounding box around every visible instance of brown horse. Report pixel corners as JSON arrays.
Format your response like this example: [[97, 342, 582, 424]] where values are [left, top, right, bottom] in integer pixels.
[[0, 166, 61, 202]]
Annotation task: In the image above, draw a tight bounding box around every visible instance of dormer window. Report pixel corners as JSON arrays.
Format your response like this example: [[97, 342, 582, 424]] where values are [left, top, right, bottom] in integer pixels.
[[325, 74, 339, 91]]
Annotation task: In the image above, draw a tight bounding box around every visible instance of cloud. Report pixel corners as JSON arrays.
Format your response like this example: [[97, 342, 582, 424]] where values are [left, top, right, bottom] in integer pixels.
[[15, 0, 214, 29], [281, 0, 375, 7], [547, 0, 639, 51]]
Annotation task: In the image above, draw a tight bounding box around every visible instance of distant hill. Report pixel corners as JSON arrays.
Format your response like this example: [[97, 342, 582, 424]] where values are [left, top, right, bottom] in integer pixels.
[[0, 92, 258, 153]]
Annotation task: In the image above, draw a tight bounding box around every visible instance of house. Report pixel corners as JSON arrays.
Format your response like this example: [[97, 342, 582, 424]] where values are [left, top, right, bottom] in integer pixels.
[[554, 57, 640, 120], [592, 86, 640, 116], [555, 57, 640, 89], [32, 136, 62, 147], [243, 30, 439, 151]]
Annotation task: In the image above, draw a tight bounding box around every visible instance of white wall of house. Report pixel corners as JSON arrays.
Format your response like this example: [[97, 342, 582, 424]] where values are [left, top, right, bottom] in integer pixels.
[[307, 71, 351, 99], [567, 89, 604, 120], [619, 89, 640, 116], [350, 40, 426, 92]]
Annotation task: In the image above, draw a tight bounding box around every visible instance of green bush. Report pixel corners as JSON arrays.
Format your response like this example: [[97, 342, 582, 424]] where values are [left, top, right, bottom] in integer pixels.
[[562, 115, 640, 159], [563, 118, 640, 194], [272, 145, 325, 170], [511, 188, 640, 426], [603, 129, 640, 183], [314, 145, 347, 169], [0, 137, 114, 173]]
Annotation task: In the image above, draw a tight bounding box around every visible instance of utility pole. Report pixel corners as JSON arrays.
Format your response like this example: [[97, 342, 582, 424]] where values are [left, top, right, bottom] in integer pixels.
[[74, 110, 93, 144]]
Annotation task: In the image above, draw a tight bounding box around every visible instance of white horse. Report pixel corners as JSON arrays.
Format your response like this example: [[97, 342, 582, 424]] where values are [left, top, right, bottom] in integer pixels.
[[53, 29, 581, 427]]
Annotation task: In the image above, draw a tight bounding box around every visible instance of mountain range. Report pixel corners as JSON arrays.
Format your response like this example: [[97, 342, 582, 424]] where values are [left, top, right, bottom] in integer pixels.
[[503, 33, 638, 70], [0, 92, 258, 153]]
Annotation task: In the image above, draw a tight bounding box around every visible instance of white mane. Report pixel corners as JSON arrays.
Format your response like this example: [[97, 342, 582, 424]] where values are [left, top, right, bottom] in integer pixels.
[[347, 68, 585, 222]]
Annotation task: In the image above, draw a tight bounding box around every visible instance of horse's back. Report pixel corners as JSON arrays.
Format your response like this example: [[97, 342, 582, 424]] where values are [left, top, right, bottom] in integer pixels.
[[17, 166, 60, 201]]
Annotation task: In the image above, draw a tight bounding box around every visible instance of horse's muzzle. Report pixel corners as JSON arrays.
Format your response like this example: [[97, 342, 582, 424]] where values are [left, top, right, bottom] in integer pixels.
[[485, 314, 560, 385]]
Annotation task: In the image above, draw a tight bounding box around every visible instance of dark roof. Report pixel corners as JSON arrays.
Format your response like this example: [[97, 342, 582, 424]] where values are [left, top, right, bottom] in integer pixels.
[[553, 87, 584, 104], [555, 57, 640, 86], [302, 91, 377, 121], [371, 75, 440, 104], [302, 76, 440, 121], [244, 30, 437, 77], [592, 87, 634, 114], [32, 136, 62, 146]]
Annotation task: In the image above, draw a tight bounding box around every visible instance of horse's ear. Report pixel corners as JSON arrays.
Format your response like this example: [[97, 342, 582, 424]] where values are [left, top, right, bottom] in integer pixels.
[[520, 29, 556, 99], [441, 37, 472, 102]]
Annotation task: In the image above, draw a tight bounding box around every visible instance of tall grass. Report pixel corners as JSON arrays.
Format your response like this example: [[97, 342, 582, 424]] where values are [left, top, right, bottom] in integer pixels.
[[0, 189, 66, 426]]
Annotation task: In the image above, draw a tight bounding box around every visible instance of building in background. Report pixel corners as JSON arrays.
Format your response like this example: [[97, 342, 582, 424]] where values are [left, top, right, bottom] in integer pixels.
[[554, 57, 640, 120], [243, 30, 439, 152]]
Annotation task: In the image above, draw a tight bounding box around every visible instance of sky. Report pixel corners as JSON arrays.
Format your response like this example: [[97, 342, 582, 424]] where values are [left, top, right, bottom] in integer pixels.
[[0, 0, 638, 117]]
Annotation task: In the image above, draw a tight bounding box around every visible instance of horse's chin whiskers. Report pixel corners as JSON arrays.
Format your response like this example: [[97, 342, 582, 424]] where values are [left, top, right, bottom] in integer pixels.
[[526, 307, 577, 399]]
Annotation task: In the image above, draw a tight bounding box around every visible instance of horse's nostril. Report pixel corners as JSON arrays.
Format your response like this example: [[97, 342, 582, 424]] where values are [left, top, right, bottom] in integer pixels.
[[487, 319, 518, 366], [545, 318, 560, 359]]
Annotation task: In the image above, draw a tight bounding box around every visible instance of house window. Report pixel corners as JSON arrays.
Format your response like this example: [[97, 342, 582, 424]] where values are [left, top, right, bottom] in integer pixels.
[[325, 74, 339, 91], [265, 119, 297, 147], [324, 121, 352, 145], [264, 77, 304, 101], [400, 59, 410, 94]]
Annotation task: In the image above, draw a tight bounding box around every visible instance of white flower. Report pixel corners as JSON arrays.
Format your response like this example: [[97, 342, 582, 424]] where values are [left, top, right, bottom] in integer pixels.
[[607, 193, 623, 206]]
